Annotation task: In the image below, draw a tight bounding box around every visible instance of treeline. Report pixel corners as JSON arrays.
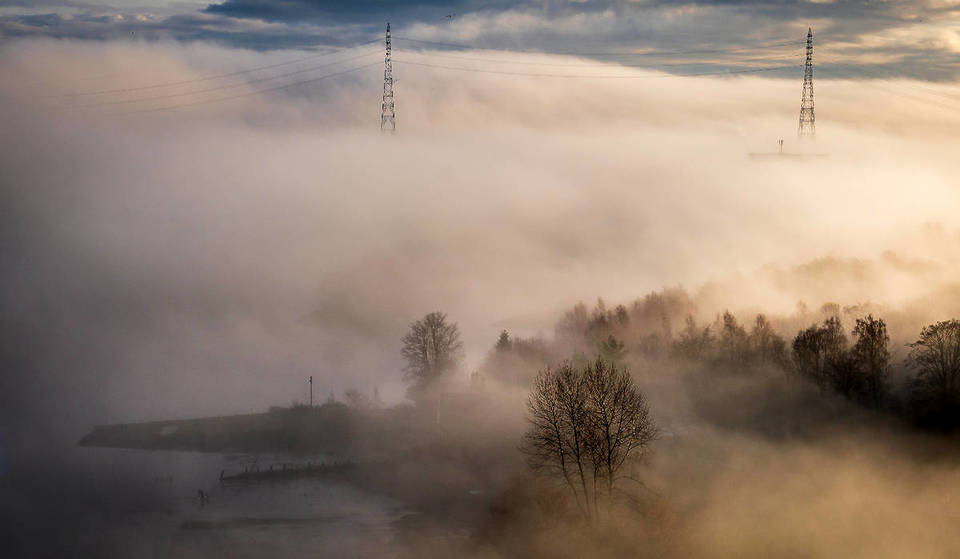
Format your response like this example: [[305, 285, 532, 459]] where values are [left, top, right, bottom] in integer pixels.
[[482, 288, 960, 432]]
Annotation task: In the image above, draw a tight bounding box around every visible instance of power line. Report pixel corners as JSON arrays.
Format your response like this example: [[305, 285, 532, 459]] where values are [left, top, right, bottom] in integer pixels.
[[75, 50, 381, 108], [394, 47, 802, 69], [113, 61, 381, 115], [392, 58, 799, 79], [393, 36, 800, 58], [816, 65, 960, 113], [816, 53, 960, 103], [60, 38, 382, 97]]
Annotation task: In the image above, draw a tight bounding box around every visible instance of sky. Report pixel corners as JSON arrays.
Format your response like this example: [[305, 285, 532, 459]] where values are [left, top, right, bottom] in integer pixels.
[[1, 0, 960, 79]]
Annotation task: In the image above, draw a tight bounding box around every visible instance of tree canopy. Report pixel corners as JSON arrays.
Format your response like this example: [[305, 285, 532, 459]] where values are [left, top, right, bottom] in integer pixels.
[[401, 311, 463, 400]]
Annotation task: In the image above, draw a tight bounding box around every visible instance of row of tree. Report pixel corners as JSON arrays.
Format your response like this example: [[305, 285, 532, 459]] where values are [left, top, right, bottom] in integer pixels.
[[790, 315, 960, 429], [673, 312, 788, 368], [398, 307, 960, 473], [475, 302, 960, 430], [792, 315, 889, 407], [396, 308, 960, 529]]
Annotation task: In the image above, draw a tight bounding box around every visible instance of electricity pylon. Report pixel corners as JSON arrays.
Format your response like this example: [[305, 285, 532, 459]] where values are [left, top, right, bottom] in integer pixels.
[[798, 28, 815, 137], [380, 23, 396, 133]]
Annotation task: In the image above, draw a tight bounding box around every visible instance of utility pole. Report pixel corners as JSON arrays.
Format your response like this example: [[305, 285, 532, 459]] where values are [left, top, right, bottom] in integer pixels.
[[380, 23, 396, 133], [309, 376, 313, 408], [798, 28, 816, 137]]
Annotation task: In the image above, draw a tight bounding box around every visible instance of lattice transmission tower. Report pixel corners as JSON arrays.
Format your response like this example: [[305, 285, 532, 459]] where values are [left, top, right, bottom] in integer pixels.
[[380, 23, 396, 133], [798, 27, 815, 137]]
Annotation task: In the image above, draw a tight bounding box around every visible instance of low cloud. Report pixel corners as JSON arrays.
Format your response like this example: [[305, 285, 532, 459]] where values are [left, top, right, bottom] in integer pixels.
[[2, 37, 960, 430]]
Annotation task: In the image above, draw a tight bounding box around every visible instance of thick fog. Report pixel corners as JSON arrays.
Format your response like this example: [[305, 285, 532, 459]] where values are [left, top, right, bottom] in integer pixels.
[[2, 38, 960, 430], [4, 36, 960, 558]]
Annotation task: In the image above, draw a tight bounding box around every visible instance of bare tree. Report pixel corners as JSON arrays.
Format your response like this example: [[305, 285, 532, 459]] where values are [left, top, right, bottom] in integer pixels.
[[523, 363, 592, 519], [522, 358, 657, 521], [401, 312, 463, 400], [584, 359, 658, 511], [908, 320, 960, 396], [792, 316, 847, 388], [907, 320, 960, 429], [850, 315, 890, 407]]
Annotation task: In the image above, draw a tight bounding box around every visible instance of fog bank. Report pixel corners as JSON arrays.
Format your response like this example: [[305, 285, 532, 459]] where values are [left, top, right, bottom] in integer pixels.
[[2, 37, 959, 429]]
